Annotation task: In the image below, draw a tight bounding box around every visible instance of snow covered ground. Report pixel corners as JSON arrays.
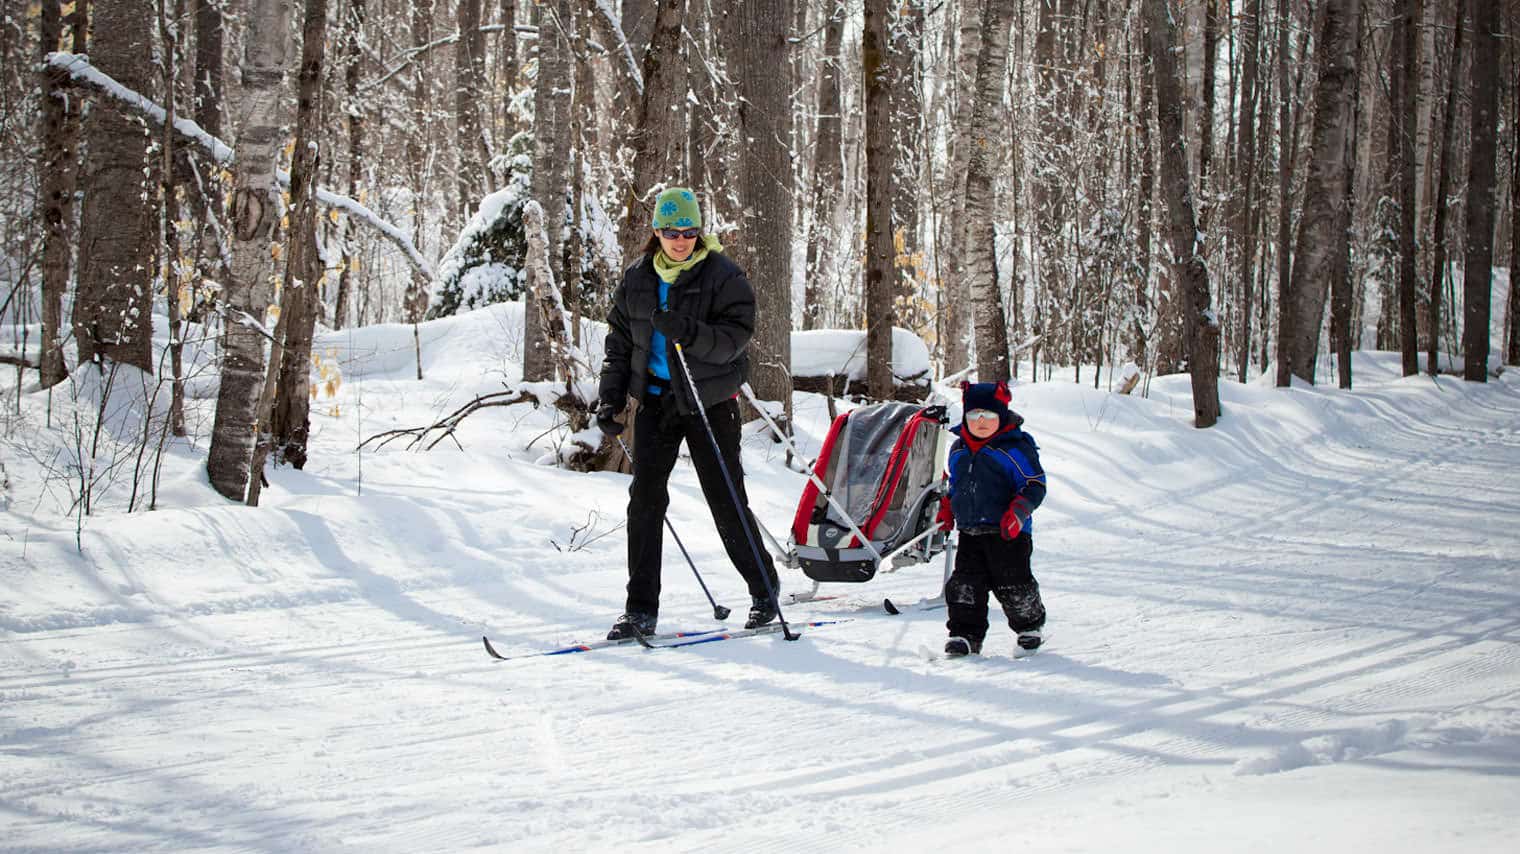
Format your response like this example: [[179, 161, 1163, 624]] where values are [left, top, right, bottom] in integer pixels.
[[3, 302, 1519, 852]]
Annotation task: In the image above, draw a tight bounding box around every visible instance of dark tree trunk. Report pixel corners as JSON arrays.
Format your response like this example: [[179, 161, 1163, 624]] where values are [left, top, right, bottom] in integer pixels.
[[1144, 0, 1220, 426], [497, 0, 517, 144], [1333, 0, 1370, 389], [334, 0, 366, 330], [193, 0, 226, 322], [864, 0, 897, 397], [1200, 0, 1221, 232], [74, 0, 158, 373], [617, 0, 687, 267], [1427, 0, 1464, 374], [1508, 44, 1520, 366], [37, 0, 83, 388], [1396, 0, 1424, 375], [263, 0, 331, 480], [455, 0, 490, 213], [1234, 0, 1262, 382], [1273, 0, 1297, 387], [1134, 28, 1155, 372], [1286, 0, 1362, 384], [736, 0, 794, 408], [888, 0, 924, 296], [195, 0, 224, 138], [1461, 0, 1501, 381]]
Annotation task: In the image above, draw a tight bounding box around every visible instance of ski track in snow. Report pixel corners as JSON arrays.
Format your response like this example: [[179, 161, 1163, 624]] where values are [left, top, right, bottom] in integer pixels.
[[3, 338, 1520, 851]]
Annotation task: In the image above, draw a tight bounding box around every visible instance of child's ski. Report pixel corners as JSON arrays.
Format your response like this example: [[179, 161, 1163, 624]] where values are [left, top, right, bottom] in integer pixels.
[[883, 596, 946, 615]]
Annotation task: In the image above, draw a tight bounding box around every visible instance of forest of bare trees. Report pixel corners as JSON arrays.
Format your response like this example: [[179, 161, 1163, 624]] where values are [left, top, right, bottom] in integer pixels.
[[1, 0, 1516, 503]]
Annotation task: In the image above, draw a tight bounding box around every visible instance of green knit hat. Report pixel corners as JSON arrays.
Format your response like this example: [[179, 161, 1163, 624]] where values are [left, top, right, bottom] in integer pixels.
[[650, 187, 703, 230]]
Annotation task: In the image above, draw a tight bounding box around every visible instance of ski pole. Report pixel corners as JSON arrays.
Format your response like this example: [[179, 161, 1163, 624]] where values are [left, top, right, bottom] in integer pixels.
[[671, 342, 798, 641], [616, 435, 732, 622]]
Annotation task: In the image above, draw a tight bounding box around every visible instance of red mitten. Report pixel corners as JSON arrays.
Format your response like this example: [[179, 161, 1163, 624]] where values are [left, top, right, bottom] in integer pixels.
[[1000, 501, 1028, 540], [935, 496, 955, 532]]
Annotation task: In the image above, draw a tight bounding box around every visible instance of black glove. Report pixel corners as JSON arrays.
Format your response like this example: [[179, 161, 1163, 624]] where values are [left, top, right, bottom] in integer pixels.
[[595, 400, 623, 437], [651, 310, 697, 345]]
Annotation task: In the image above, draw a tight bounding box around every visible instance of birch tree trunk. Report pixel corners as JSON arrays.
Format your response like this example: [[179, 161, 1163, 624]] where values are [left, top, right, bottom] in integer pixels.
[[73, 0, 157, 373], [1285, 0, 1362, 384], [1144, 0, 1220, 426], [157, 0, 187, 436], [962, 0, 1014, 383], [940, 0, 983, 375], [404, 0, 435, 366], [1461, 0, 1501, 381], [523, 0, 575, 382], [37, 0, 83, 388], [864, 0, 897, 398], [803, 2, 845, 331], [206, 0, 292, 500], [736, 0, 794, 408]]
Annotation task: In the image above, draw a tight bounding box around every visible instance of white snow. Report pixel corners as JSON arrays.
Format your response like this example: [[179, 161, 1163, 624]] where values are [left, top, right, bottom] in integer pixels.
[[792, 326, 932, 382], [2, 300, 1519, 852]]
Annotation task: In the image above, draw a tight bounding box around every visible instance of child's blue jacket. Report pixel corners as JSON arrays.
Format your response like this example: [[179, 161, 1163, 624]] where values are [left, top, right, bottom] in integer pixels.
[[946, 414, 1047, 531]]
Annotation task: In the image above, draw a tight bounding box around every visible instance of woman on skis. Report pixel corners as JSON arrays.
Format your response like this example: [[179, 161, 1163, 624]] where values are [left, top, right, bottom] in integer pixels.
[[594, 186, 781, 640]]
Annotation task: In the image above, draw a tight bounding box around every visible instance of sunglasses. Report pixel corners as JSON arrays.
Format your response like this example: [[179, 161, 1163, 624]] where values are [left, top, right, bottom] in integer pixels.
[[659, 228, 701, 240], [965, 409, 1000, 422]]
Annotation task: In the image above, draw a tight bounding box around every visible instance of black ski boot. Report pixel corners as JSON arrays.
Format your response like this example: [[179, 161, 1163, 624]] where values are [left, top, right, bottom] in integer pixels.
[[607, 612, 656, 640], [944, 636, 982, 657], [744, 596, 777, 629], [1016, 629, 1043, 651]]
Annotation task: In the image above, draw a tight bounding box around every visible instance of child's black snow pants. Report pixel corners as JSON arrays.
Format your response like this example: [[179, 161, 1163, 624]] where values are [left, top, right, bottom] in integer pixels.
[[945, 530, 1045, 644]]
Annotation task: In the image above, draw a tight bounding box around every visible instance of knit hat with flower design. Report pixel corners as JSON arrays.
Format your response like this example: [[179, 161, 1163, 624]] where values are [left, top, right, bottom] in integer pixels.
[[650, 187, 703, 230]]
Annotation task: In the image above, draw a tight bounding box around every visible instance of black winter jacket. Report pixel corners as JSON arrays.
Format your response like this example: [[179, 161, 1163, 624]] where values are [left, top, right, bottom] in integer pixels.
[[597, 250, 755, 415]]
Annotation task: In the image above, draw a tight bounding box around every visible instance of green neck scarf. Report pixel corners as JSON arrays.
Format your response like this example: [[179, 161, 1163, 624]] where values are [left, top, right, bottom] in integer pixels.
[[653, 234, 725, 284]]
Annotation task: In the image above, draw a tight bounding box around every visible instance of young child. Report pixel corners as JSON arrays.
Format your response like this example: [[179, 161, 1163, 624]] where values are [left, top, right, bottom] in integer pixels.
[[934, 381, 1048, 656]]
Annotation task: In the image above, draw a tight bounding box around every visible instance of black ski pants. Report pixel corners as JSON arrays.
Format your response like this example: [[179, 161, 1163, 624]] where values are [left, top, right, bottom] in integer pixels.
[[624, 393, 778, 617], [945, 530, 1045, 644]]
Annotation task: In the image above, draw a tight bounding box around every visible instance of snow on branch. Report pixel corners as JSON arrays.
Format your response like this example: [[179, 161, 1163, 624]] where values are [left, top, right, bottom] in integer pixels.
[[47, 51, 235, 164], [588, 0, 643, 103], [45, 51, 433, 281]]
